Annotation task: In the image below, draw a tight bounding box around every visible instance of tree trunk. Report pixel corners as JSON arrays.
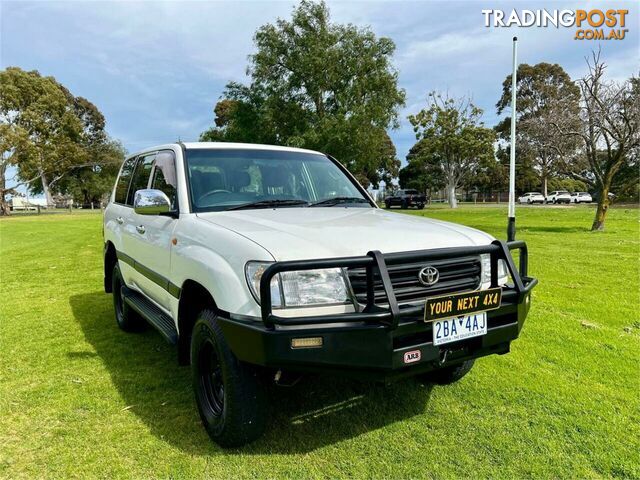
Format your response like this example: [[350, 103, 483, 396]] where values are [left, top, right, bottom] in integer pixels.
[[0, 161, 9, 216], [591, 186, 609, 231], [542, 175, 548, 198], [39, 169, 54, 207], [447, 183, 458, 208]]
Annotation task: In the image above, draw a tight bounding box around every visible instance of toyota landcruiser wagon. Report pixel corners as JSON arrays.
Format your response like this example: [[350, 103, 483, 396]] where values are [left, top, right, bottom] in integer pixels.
[[103, 142, 537, 447]]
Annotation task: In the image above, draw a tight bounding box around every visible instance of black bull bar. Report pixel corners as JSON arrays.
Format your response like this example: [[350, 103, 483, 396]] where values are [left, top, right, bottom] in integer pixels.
[[259, 240, 538, 329]]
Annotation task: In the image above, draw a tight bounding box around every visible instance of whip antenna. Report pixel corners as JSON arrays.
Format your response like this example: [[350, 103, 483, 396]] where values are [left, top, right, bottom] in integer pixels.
[[507, 36, 518, 242]]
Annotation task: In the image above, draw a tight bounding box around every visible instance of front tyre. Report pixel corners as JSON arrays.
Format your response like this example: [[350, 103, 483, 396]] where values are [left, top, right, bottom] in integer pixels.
[[111, 263, 145, 332], [419, 360, 475, 385], [191, 309, 267, 447]]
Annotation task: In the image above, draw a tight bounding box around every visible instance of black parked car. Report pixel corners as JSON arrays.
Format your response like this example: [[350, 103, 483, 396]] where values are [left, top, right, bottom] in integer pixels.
[[385, 189, 426, 209]]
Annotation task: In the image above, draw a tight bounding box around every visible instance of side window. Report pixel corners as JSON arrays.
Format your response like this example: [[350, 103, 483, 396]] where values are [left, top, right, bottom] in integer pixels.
[[151, 151, 177, 209], [114, 157, 137, 204], [126, 154, 155, 206]]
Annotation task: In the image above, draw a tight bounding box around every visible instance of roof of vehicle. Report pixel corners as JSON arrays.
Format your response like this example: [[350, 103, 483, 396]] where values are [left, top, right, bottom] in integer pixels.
[[525, 192, 543, 195], [127, 142, 324, 159]]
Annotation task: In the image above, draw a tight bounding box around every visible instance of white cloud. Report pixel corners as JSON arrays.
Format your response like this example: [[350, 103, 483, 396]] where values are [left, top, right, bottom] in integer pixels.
[[1, 0, 638, 166]]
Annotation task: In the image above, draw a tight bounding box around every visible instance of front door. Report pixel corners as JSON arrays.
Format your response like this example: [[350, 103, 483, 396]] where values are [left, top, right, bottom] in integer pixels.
[[130, 151, 179, 309]]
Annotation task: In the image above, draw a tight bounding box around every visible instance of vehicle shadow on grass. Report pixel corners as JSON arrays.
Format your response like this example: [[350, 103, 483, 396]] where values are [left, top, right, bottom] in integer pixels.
[[70, 292, 433, 455]]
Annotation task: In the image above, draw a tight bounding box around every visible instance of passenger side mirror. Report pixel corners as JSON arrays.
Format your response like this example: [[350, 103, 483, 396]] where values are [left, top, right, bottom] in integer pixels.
[[133, 189, 171, 215]]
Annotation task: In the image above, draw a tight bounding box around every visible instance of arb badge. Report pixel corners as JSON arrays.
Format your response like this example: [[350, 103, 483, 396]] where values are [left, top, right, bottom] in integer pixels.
[[404, 350, 421, 364]]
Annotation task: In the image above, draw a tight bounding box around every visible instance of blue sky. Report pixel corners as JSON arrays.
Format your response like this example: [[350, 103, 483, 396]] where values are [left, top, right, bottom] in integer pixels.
[[1, 0, 638, 193]]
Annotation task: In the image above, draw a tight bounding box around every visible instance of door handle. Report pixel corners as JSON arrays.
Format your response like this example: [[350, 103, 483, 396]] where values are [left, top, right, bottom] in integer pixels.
[[136, 225, 146, 234], [116, 216, 124, 224]]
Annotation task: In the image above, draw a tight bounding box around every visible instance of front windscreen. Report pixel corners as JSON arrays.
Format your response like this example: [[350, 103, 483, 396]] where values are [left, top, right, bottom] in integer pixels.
[[185, 148, 370, 211]]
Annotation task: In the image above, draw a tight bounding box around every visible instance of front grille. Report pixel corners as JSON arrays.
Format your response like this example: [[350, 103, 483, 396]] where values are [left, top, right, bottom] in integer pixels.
[[347, 256, 482, 306]]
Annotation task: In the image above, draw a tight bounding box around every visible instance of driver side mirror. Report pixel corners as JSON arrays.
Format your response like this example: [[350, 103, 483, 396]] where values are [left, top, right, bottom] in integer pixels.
[[133, 189, 171, 215]]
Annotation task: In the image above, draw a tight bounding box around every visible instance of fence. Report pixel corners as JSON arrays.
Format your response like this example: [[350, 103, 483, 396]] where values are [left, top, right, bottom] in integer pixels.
[[428, 192, 510, 204]]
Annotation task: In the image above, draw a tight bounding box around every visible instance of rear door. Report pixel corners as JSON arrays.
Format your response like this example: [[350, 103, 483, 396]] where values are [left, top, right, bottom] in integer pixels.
[[107, 156, 138, 286]]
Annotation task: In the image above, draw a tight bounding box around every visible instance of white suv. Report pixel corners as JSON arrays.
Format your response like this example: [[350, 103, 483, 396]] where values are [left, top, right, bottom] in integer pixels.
[[546, 190, 572, 204], [103, 142, 536, 447], [517, 192, 545, 204], [570, 192, 592, 203]]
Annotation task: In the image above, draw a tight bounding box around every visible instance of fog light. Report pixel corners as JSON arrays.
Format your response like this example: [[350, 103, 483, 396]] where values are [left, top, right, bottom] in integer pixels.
[[291, 337, 323, 349]]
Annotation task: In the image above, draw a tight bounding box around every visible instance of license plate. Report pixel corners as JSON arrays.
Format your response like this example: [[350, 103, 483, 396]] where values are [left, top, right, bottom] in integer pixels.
[[433, 313, 487, 346], [424, 287, 502, 322]]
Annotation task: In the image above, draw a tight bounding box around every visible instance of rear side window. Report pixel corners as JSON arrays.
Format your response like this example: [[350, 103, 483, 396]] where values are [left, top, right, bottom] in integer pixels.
[[114, 157, 137, 204], [126, 154, 155, 206]]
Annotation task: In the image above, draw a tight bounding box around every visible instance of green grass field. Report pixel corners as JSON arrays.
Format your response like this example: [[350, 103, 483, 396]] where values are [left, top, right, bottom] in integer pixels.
[[1, 205, 638, 479]]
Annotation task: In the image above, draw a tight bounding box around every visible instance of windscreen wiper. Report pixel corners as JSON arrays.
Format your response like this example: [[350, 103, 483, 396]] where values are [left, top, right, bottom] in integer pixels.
[[226, 199, 309, 211], [309, 196, 371, 207]]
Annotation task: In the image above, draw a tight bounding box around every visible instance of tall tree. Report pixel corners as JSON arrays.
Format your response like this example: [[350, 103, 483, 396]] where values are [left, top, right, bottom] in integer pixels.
[[200, 0, 405, 188], [0, 122, 29, 214], [470, 156, 508, 200], [398, 143, 446, 196], [0, 67, 121, 213], [53, 139, 125, 205], [408, 93, 495, 208], [496, 63, 581, 197], [609, 147, 639, 201], [495, 144, 539, 193], [552, 52, 639, 231], [0, 67, 81, 206]]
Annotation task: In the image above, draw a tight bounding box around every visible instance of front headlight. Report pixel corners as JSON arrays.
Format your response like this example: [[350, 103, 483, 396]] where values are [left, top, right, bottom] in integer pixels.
[[480, 254, 509, 288], [245, 262, 283, 308], [245, 262, 352, 308]]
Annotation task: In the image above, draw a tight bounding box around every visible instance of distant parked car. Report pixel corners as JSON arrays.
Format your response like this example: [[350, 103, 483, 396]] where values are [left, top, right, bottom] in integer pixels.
[[384, 189, 426, 209], [570, 192, 592, 203], [518, 192, 545, 204], [546, 191, 571, 204]]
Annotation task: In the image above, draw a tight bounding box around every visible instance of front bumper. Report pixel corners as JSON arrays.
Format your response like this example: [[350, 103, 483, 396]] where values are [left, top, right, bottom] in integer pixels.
[[220, 240, 537, 381]]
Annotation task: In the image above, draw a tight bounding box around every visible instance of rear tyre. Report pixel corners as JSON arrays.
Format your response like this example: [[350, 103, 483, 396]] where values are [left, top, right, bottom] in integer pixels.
[[111, 263, 145, 332], [420, 360, 475, 385], [191, 309, 267, 448], [385, 202, 391, 209]]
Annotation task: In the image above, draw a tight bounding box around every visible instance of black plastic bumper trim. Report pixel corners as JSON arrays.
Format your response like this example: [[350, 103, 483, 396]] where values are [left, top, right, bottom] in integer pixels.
[[218, 291, 531, 381]]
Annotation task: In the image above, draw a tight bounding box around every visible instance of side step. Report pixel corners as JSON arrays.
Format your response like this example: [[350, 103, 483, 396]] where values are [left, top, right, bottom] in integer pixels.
[[122, 286, 178, 344]]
